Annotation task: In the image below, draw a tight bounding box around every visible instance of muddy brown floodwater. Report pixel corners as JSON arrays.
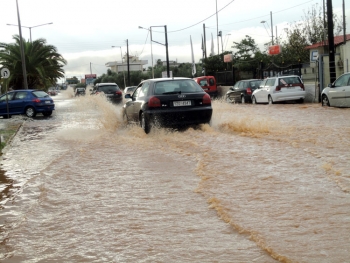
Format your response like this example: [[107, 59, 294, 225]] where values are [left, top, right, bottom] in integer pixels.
[[0, 89, 349, 263]]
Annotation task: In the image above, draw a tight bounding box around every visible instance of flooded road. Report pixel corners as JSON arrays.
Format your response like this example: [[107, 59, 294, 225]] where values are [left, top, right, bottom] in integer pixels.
[[0, 90, 349, 262]]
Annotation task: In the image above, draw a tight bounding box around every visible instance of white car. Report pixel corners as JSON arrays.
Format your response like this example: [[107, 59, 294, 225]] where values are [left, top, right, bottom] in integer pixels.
[[252, 75, 305, 104], [321, 72, 350, 107]]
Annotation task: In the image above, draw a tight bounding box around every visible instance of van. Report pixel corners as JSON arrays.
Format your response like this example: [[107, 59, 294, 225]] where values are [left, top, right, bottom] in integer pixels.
[[193, 76, 218, 97]]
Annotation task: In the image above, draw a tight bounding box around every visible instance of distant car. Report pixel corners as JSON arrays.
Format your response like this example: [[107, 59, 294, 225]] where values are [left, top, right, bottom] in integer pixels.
[[225, 79, 262, 103], [124, 86, 137, 95], [321, 72, 350, 107], [75, 88, 86, 96], [91, 83, 122, 103], [122, 77, 213, 134], [0, 89, 55, 118], [48, 89, 57, 96], [252, 75, 305, 104], [193, 76, 218, 97]]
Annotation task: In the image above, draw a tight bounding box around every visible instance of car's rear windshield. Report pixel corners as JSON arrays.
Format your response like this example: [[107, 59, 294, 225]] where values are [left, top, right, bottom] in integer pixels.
[[154, 80, 203, 94], [33, 91, 49, 98], [98, 85, 119, 92], [249, 80, 262, 88], [279, 77, 301, 85]]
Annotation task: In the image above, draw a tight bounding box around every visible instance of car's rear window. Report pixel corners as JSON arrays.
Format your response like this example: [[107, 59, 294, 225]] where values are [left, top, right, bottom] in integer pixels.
[[249, 80, 262, 88], [154, 80, 203, 94], [279, 77, 301, 85], [33, 91, 49, 98], [98, 85, 119, 92]]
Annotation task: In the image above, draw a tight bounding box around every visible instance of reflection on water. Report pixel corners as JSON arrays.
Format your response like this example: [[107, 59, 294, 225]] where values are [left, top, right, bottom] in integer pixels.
[[0, 93, 349, 262]]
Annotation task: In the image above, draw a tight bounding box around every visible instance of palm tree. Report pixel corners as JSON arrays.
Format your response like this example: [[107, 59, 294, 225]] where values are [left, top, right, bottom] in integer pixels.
[[0, 35, 66, 90]]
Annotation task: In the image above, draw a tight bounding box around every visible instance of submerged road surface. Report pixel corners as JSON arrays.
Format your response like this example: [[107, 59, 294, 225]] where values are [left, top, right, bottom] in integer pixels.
[[1, 90, 349, 262]]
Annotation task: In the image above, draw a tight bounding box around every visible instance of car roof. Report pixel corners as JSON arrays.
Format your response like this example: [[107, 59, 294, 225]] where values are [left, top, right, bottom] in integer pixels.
[[142, 77, 192, 83], [96, 83, 118, 86]]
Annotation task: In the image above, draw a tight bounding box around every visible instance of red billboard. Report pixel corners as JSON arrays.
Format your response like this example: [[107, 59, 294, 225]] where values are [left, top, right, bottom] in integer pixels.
[[268, 45, 282, 55]]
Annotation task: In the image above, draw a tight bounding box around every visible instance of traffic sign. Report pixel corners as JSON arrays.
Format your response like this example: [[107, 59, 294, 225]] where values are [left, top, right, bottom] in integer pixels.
[[1, 68, 10, 78]]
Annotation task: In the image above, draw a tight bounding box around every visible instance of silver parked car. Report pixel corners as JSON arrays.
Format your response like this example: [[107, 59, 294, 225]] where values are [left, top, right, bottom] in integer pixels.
[[252, 75, 305, 104], [321, 72, 350, 107]]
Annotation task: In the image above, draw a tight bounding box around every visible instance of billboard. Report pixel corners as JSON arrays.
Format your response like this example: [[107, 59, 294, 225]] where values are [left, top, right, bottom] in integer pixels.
[[268, 45, 282, 55], [85, 74, 97, 85]]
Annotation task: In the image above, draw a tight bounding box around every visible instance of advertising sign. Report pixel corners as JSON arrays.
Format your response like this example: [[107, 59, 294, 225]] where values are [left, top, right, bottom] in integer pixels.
[[268, 45, 282, 55], [85, 74, 97, 85], [224, 54, 233, 63]]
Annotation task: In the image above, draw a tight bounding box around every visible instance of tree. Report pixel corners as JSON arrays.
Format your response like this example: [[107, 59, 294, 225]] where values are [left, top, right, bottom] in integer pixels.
[[0, 35, 66, 90]]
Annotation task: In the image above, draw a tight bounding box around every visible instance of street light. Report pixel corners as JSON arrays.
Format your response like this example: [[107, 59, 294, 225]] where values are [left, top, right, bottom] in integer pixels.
[[141, 25, 169, 78], [111, 46, 126, 89], [224, 33, 231, 50], [7, 22, 53, 42], [260, 11, 274, 45], [138, 26, 154, 78]]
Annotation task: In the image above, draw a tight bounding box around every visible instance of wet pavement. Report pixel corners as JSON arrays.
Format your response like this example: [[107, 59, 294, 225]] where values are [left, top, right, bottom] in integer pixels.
[[0, 90, 349, 262]]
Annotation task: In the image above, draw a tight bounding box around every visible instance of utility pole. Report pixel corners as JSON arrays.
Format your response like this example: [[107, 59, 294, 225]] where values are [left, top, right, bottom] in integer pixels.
[[16, 0, 28, 89], [203, 23, 207, 59], [327, 0, 336, 83], [165, 25, 170, 78], [126, 39, 130, 86]]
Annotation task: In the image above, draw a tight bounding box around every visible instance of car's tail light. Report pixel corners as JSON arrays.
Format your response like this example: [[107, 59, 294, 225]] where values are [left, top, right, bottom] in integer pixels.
[[202, 93, 211, 105], [275, 86, 282, 91], [148, 96, 161, 108], [300, 83, 305, 90], [246, 87, 252, 95], [32, 98, 40, 103], [116, 90, 122, 95]]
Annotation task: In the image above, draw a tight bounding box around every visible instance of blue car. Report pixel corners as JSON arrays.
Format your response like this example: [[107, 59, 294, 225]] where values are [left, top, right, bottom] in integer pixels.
[[0, 89, 55, 118]]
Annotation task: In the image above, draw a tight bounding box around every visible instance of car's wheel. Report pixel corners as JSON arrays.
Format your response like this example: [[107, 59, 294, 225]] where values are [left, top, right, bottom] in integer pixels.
[[226, 95, 232, 103], [25, 106, 36, 117], [322, 95, 330, 107], [252, 96, 257, 104], [42, 111, 52, 117], [140, 112, 151, 134], [297, 98, 304, 104], [268, 96, 274, 105], [241, 96, 245, 104]]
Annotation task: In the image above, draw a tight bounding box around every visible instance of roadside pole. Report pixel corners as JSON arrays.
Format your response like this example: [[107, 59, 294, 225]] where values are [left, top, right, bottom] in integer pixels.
[[1, 68, 11, 119]]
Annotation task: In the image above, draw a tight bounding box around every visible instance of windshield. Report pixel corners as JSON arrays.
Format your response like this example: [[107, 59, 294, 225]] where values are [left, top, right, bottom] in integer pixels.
[[98, 85, 119, 92], [154, 80, 203, 95]]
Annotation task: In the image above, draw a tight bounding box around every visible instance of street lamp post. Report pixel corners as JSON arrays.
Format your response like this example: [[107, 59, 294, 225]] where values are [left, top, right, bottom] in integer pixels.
[[111, 46, 126, 89], [7, 22, 53, 42], [138, 26, 154, 78], [149, 25, 169, 77], [261, 12, 274, 45]]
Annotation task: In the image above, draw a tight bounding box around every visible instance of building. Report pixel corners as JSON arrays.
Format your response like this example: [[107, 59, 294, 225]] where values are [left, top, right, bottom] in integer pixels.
[[105, 55, 148, 73], [306, 34, 350, 87]]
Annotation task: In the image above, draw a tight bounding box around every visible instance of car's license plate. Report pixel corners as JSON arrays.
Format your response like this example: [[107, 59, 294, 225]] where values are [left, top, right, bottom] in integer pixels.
[[45, 101, 51, 104], [173, 100, 191, 107]]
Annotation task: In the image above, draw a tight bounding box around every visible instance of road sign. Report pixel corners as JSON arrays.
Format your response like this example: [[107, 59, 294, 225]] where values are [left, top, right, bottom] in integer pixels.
[[1, 68, 10, 78]]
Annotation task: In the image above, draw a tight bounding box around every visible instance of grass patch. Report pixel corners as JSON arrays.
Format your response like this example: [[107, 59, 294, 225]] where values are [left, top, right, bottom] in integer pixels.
[[0, 125, 21, 153]]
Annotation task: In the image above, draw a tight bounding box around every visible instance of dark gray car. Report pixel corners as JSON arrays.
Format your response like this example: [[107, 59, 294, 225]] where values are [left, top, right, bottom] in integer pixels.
[[225, 79, 262, 103]]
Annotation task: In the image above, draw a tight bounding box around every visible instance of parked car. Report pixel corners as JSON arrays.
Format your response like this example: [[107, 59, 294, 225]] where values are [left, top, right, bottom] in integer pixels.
[[0, 89, 55, 118], [122, 77, 213, 134], [225, 79, 262, 103], [75, 88, 86, 96], [48, 89, 57, 96], [252, 75, 305, 104], [124, 86, 137, 95], [321, 72, 350, 107], [193, 76, 218, 97], [91, 83, 122, 103]]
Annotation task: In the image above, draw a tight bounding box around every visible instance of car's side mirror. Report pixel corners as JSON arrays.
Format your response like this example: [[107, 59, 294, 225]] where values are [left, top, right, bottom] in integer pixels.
[[328, 83, 333, 88], [229, 87, 234, 91]]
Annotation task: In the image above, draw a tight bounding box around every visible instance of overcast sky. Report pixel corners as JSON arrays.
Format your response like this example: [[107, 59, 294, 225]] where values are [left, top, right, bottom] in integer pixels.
[[1, 0, 349, 82]]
